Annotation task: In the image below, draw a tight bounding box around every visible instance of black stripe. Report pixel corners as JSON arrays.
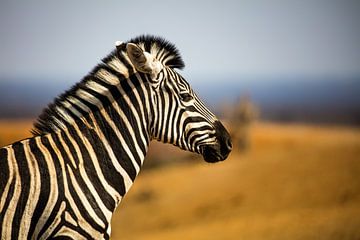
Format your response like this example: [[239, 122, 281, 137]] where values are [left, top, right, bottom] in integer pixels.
[[52, 236, 77, 240], [37, 136, 65, 238], [84, 115, 127, 197], [175, 109, 185, 147], [27, 138, 51, 238], [159, 90, 169, 142], [188, 126, 214, 147], [155, 93, 163, 139], [52, 222, 95, 240], [120, 76, 146, 140], [91, 109, 138, 181], [135, 73, 151, 122], [92, 76, 122, 100], [94, 70, 147, 153], [61, 101, 86, 122], [64, 165, 104, 233], [169, 96, 179, 144], [97, 64, 127, 83], [68, 122, 116, 210], [84, 86, 112, 107], [0, 178, 15, 237], [73, 92, 100, 113], [60, 131, 80, 167], [64, 124, 110, 223], [51, 133, 105, 233], [84, 84, 144, 163], [186, 125, 213, 140], [115, 51, 135, 75], [84, 77, 143, 169], [129, 74, 151, 148], [66, 97, 89, 116], [0, 148, 9, 200], [11, 141, 30, 239]]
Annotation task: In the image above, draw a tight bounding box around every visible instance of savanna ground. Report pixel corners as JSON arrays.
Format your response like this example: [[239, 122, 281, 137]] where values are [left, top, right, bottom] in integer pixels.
[[0, 119, 359, 240]]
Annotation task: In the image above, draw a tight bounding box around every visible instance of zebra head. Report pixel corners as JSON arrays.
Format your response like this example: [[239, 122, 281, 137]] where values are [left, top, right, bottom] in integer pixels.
[[124, 36, 232, 163]]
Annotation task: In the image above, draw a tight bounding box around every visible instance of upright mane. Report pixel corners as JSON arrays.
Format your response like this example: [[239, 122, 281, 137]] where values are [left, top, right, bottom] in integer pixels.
[[32, 35, 184, 136], [129, 35, 184, 69]]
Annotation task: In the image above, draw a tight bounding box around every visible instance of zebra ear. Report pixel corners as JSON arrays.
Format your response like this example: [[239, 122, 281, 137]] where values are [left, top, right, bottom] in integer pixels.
[[126, 43, 161, 75]]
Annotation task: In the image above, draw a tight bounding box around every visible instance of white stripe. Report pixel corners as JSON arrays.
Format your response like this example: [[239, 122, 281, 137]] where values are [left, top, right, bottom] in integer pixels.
[[18, 140, 41, 238], [62, 126, 114, 220], [1, 146, 21, 239], [172, 100, 181, 145], [0, 148, 14, 212], [65, 211, 77, 226], [71, 121, 121, 209], [67, 96, 91, 112], [112, 77, 149, 161], [68, 94, 131, 197], [47, 135, 101, 237], [54, 225, 88, 240], [56, 106, 75, 125], [57, 132, 77, 168], [122, 53, 134, 72], [66, 164, 106, 229], [105, 60, 129, 79], [39, 201, 66, 240], [51, 115, 66, 131], [195, 135, 217, 146], [76, 89, 102, 108], [85, 80, 111, 97], [87, 112, 133, 192], [78, 89, 141, 174], [32, 136, 59, 239], [61, 99, 83, 119]]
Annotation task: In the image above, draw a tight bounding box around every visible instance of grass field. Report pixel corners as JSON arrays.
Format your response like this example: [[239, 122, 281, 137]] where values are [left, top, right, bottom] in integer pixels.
[[1, 120, 359, 239]]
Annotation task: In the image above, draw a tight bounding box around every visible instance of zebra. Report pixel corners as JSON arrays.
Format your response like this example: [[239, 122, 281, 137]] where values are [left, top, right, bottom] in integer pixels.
[[0, 35, 232, 239]]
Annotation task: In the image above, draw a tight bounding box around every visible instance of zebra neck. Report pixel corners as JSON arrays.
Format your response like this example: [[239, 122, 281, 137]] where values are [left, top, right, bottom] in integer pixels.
[[31, 51, 155, 202]]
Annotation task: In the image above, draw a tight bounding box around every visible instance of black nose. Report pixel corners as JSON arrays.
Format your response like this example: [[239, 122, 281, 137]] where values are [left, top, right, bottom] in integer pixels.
[[213, 120, 232, 158]]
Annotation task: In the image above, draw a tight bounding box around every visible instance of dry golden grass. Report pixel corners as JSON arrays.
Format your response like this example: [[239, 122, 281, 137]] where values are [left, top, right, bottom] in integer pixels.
[[111, 122, 360, 240], [0, 119, 34, 147], [0, 120, 359, 239]]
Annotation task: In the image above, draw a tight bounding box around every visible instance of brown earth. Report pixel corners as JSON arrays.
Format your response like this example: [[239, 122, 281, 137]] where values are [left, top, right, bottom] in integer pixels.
[[112, 122, 360, 240]]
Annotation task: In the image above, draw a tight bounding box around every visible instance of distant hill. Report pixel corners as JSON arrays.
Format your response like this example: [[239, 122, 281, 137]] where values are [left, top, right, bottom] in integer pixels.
[[192, 77, 360, 125], [1, 77, 360, 125], [0, 79, 71, 118]]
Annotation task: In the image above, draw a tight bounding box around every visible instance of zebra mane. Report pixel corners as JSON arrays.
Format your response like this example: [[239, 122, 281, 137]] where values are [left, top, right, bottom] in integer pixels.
[[129, 35, 185, 69], [32, 35, 184, 136]]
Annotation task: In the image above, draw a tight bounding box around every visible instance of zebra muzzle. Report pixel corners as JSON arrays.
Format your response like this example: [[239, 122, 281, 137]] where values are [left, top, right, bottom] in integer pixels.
[[201, 121, 232, 163]]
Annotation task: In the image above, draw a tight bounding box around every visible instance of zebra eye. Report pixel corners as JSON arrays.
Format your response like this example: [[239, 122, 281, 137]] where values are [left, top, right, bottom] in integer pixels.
[[180, 92, 193, 102]]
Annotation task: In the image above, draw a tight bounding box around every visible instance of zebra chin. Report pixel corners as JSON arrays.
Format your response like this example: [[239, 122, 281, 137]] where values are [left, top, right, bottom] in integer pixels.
[[200, 121, 232, 163]]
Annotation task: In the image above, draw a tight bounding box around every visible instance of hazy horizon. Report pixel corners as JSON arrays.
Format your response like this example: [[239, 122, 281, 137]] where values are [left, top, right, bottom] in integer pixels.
[[1, 76, 359, 125]]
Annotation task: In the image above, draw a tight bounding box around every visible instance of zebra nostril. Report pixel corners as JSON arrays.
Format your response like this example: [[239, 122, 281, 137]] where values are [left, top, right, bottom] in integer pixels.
[[226, 139, 232, 151]]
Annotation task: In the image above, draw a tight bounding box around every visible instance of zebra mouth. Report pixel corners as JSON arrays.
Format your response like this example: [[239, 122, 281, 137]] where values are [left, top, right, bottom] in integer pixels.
[[201, 145, 229, 163]]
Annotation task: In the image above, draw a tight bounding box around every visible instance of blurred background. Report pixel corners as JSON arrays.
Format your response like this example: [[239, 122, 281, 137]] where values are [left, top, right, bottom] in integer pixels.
[[1, 0, 360, 239]]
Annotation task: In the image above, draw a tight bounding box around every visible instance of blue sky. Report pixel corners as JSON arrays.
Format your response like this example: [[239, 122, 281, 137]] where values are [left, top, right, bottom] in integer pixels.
[[0, 0, 359, 84]]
